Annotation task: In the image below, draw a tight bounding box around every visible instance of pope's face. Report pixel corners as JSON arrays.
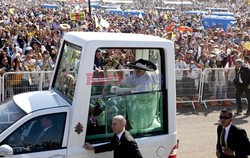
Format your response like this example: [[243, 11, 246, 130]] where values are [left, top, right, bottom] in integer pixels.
[[135, 68, 146, 76]]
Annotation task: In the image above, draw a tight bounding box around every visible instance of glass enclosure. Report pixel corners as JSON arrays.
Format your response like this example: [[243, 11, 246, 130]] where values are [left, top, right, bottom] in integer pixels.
[[52, 41, 82, 103], [86, 48, 167, 143]]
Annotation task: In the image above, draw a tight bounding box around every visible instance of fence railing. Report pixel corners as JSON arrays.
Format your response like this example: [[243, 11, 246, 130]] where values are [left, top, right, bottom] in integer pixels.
[[201, 68, 236, 107], [0, 69, 246, 109], [1, 71, 53, 101], [175, 68, 202, 109], [176, 67, 247, 109]]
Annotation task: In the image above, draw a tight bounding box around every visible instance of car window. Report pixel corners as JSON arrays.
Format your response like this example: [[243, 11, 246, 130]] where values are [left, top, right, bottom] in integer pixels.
[[1, 113, 66, 154], [86, 48, 167, 143]]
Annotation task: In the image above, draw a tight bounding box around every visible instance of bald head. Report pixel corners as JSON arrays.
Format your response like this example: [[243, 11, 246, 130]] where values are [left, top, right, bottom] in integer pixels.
[[113, 115, 126, 126], [112, 115, 126, 134]]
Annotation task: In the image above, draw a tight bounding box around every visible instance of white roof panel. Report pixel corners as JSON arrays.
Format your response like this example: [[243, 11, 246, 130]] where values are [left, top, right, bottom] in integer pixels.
[[64, 32, 169, 44], [13, 91, 69, 113]]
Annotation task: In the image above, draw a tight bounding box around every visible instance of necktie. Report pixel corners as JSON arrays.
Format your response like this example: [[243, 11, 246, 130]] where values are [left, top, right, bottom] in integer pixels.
[[220, 128, 226, 147], [115, 135, 119, 146]]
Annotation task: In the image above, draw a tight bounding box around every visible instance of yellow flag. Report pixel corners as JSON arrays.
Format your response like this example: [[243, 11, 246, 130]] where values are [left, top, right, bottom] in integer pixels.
[[244, 41, 250, 51], [164, 14, 168, 20], [70, 13, 76, 21], [9, 9, 14, 15]]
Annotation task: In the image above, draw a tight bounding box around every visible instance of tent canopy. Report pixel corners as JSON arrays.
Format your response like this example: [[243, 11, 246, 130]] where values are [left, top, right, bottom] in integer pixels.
[[206, 7, 229, 12], [154, 7, 176, 11], [102, 0, 133, 3], [211, 12, 234, 17], [164, 1, 192, 5], [106, 8, 123, 15], [203, 15, 236, 30], [41, 4, 59, 9], [123, 10, 145, 17], [101, 5, 119, 9], [187, 10, 208, 15], [91, 3, 101, 9]]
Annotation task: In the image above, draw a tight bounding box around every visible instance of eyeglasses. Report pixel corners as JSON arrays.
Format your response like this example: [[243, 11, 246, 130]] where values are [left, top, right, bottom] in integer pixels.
[[219, 116, 231, 120]]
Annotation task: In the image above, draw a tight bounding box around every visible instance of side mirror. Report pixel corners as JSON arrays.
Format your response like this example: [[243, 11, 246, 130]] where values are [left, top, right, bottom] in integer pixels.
[[0, 144, 13, 157]]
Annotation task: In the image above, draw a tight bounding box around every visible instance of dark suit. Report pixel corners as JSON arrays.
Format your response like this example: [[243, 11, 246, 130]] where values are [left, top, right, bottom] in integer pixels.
[[234, 66, 250, 112], [94, 131, 143, 158], [35, 126, 61, 147], [217, 124, 250, 158]]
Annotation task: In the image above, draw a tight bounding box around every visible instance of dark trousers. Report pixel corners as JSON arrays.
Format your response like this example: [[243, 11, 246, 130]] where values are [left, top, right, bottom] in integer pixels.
[[235, 84, 250, 111], [220, 153, 236, 158]]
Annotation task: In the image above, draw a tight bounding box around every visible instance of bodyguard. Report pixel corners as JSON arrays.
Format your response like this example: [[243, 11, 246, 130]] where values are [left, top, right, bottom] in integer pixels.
[[84, 115, 143, 158], [216, 108, 250, 158], [233, 59, 250, 115]]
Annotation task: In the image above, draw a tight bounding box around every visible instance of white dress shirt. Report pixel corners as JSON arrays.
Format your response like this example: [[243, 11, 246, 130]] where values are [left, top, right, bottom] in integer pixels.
[[224, 123, 232, 146], [117, 130, 125, 141]]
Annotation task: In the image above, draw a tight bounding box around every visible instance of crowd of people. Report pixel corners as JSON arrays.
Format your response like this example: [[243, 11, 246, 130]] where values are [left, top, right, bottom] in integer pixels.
[[0, 0, 249, 100]]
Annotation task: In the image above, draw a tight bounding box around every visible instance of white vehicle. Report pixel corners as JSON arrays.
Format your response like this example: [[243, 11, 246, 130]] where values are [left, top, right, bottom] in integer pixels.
[[0, 32, 177, 158]]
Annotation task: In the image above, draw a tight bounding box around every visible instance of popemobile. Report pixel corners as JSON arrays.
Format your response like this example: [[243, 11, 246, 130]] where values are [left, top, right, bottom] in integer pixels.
[[0, 32, 178, 158]]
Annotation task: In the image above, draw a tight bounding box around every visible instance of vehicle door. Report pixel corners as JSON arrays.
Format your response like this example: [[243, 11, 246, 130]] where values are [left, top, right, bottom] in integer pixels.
[[0, 107, 69, 158]]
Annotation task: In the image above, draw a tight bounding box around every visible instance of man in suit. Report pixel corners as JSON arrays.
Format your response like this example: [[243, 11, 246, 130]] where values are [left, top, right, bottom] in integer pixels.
[[84, 115, 143, 158], [35, 116, 60, 147], [216, 108, 250, 158], [233, 59, 250, 115]]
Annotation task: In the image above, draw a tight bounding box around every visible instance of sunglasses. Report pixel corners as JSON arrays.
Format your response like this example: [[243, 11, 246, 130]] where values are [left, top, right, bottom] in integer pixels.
[[219, 116, 231, 120]]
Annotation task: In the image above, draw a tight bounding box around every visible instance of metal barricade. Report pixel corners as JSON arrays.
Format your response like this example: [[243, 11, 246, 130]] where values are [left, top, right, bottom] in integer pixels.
[[40, 71, 54, 90], [175, 68, 203, 109], [1, 71, 53, 101], [201, 68, 245, 107]]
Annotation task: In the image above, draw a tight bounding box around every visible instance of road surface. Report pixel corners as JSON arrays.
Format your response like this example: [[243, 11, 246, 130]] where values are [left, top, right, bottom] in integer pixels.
[[177, 105, 250, 158]]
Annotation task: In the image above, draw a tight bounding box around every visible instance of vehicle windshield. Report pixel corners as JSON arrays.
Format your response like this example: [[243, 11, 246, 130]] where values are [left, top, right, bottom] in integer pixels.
[[52, 41, 82, 104], [0, 100, 26, 134]]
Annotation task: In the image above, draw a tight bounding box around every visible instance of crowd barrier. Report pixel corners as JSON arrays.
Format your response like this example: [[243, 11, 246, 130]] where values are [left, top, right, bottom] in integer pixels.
[[176, 68, 203, 109], [0, 69, 247, 109], [201, 68, 235, 107], [1, 71, 53, 101], [177, 68, 247, 109]]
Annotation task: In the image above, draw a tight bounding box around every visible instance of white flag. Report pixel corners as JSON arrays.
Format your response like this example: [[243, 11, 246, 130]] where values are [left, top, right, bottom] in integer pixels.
[[100, 18, 110, 28]]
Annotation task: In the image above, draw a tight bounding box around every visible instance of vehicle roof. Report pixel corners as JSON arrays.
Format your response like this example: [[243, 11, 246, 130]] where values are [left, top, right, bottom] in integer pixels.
[[13, 91, 69, 113], [64, 32, 170, 44]]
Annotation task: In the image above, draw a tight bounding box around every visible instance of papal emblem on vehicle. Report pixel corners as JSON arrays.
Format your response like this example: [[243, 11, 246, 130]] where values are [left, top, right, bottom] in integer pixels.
[[75, 122, 83, 135]]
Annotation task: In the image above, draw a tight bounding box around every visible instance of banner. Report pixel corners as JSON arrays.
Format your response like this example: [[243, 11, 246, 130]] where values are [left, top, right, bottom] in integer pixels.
[[70, 12, 85, 20]]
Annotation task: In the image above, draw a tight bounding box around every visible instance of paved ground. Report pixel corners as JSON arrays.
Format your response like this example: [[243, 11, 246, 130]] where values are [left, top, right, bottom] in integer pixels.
[[177, 104, 250, 158]]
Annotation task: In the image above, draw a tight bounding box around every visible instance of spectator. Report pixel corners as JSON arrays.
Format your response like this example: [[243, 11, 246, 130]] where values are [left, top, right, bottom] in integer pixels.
[[0, 0, 248, 104]]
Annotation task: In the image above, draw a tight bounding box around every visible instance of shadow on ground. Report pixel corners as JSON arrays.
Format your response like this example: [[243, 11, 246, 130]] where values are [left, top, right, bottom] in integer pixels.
[[177, 103, 249, 125]]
